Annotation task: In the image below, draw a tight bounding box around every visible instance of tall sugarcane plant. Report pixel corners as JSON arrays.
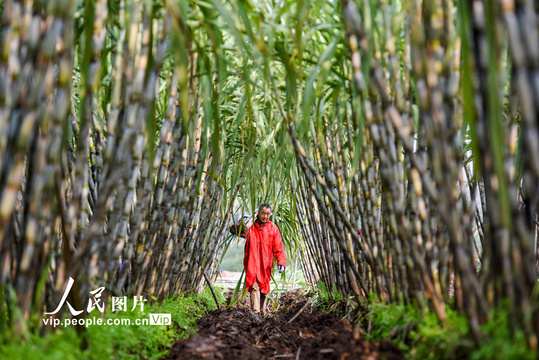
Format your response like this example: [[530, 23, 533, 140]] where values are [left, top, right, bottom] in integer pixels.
[[285, 0, 539, 346], [0, 0, 299, 334], [200, 0, 539, 347]]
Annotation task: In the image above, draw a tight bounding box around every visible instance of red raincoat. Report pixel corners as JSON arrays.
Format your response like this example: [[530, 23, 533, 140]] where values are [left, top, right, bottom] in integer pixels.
[[243, 220, 286, 294]]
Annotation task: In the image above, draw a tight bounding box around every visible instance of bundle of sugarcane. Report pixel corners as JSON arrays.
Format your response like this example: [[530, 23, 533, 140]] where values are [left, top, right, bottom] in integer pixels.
[[229, 214, 253, 238]]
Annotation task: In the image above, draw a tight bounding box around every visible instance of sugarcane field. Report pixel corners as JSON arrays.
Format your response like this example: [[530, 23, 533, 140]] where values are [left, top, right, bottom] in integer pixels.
[[1, 0, 539, 359]]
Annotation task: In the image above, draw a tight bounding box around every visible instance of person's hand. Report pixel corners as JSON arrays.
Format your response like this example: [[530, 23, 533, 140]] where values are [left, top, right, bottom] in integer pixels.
[[278, 265, 285, 273]]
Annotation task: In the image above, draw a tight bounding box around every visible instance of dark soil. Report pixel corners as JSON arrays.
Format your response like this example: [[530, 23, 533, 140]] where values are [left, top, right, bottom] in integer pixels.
[[164, 290, 404, 360]]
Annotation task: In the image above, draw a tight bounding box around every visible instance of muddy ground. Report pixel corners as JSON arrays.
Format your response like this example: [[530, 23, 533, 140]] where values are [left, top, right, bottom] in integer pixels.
[[164, 290, 404, 360]]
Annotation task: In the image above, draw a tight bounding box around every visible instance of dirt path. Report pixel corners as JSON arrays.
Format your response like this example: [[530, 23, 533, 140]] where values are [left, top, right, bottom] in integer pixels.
[[164, 291, 404, 360]]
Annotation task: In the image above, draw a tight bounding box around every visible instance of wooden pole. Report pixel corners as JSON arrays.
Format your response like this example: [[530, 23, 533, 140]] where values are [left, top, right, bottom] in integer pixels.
[[204, 272, 220, 310]]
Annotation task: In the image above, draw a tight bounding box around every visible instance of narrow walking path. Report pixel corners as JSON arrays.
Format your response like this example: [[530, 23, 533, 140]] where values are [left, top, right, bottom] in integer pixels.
[[163, 291, 404, 360]]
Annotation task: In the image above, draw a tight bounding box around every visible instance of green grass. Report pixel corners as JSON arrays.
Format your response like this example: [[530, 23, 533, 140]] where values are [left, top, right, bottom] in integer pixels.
[[314, 284, 535, 360], [364, 299, 536, 360], [0, 287, 225, 360]]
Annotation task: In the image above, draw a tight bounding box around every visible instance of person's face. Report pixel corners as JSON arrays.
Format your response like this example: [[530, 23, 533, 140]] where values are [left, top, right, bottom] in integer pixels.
[[258, 207, 272, 223]]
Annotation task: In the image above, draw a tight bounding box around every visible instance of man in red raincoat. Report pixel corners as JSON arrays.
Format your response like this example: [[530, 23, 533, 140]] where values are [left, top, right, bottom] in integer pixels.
[[243, 203, 286, 314]]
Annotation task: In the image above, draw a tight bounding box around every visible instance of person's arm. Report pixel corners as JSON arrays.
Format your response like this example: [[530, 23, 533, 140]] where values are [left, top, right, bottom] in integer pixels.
[[243, 234, 250, 269], [272, 225, 286, 268]]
